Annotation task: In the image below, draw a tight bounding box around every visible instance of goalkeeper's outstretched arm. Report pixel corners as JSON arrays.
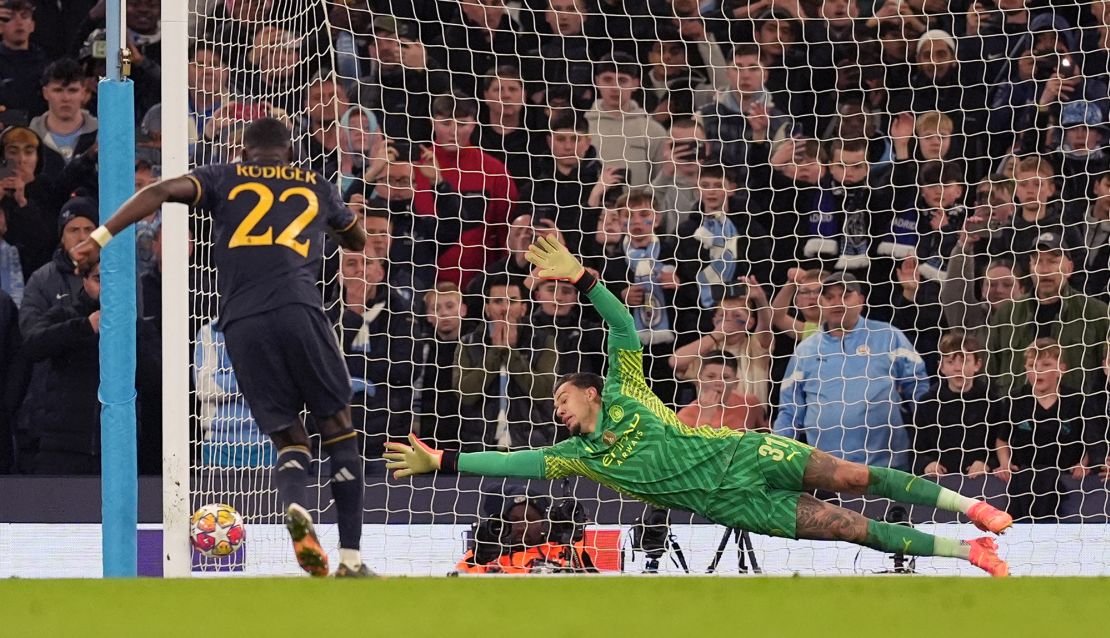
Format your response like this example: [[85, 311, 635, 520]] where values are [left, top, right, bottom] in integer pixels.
[[525, 236, 640, 352], [384, 434, 548, 480]]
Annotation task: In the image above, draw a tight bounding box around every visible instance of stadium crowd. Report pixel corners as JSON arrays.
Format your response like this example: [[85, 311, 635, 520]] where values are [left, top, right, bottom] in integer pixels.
[[2, 0, 1110, 521]]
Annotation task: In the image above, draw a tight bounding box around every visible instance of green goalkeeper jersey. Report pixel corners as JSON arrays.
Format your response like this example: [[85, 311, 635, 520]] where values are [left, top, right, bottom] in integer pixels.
[[456, 282, 747, 514]]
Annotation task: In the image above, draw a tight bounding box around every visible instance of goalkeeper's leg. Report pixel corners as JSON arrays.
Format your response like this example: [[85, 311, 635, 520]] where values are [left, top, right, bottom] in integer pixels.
[[794, 494, 1009, 577], [317, 409, 372, 577], [801, 449, 1013, 534]]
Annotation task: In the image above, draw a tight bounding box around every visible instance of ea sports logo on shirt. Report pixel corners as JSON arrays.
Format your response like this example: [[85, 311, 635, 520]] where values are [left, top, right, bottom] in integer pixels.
[[608, 405, 625, 423]]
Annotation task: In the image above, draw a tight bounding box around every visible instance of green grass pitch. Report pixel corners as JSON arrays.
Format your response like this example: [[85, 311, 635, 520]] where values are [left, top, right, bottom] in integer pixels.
[[3, 577, 1105, 637]]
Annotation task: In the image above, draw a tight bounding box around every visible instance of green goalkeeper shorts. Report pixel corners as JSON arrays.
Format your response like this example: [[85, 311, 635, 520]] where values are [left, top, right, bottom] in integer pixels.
[[703, 432, 814, 540]]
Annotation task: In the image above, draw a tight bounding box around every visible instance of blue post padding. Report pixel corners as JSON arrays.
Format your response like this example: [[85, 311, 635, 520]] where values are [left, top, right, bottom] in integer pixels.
[[98, 78, 137, 578]]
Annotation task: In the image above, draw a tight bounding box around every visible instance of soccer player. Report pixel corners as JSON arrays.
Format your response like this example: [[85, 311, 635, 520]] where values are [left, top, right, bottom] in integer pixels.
[[70, 118, 372, 578], [386, 237, 1014, 576]]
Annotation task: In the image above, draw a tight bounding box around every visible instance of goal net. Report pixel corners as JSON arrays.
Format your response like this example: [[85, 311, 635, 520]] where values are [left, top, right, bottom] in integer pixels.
[[175, 0, 1110, 576]]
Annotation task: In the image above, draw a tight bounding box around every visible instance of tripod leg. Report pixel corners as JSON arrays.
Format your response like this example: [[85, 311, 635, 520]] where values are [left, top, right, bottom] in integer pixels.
[[706, 526, 734, 573]]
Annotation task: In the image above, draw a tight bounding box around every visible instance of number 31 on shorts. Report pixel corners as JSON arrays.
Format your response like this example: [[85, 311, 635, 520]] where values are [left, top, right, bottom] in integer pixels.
[[758, 435, 799, 463]]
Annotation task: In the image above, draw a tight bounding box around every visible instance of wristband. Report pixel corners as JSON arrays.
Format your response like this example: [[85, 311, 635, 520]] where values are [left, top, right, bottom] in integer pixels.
[[572, 268, 598, 294], [90, 226, 114, 248], [439, 450, 460, 474]]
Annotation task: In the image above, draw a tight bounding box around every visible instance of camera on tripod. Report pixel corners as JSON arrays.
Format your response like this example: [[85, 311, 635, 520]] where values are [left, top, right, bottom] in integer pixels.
[[882, 505, 916, 574], [629, 506, 689, 573]]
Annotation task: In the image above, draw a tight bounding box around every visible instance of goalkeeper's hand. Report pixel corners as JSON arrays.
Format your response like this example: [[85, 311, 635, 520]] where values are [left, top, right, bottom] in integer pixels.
[[525, 235, 585, 283], [383, 433, 443, 479]]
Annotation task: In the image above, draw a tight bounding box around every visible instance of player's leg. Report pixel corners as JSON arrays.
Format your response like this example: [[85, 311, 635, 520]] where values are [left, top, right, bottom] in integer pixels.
[[293, 305, 371, 576], [800, 448, 1013, 534], [269, 422, 330, 577], [222, 313, 329, 576], [793, 493, 1009, 577], [315, 408, 371, 577]]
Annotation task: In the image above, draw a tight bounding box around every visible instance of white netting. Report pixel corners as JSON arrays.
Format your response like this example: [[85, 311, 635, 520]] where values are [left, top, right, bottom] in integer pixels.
[[183, 0, 1110, 576]]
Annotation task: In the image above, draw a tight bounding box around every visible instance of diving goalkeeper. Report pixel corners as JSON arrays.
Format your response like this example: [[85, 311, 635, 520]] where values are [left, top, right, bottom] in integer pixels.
[[385, 237, 1012, 577]]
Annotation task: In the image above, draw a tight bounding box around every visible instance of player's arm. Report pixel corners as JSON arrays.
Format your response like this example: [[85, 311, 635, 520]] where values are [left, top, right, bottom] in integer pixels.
[[525, 236, 639, 352], [332, 217, 366, 252], [384, 434, 546, 479], [70, 177, 198, 271]]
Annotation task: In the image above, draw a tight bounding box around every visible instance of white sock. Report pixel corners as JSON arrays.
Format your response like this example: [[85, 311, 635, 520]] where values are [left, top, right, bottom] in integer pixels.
[[937, 489, 978, 515], [339, 548, 362, 568]]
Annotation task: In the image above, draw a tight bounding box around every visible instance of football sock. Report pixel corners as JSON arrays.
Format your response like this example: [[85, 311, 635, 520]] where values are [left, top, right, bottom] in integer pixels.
[[339, 548, 362, 569], [863, 520, 969, 559], [323, 432, 364, 553], [866, 466, 974, 514], [274, 446, 312, 510]]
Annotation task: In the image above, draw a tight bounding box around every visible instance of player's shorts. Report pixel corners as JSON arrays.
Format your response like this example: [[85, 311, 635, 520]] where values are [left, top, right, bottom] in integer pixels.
[[221, 304, 351, 434], [703, 432, 814, 540]]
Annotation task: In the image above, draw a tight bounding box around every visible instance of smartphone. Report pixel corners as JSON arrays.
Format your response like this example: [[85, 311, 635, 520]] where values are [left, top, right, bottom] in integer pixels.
[[674, 140, 698, 160], [1059, 56, 1075, 77], [612, 167, 628, 184], [0, 108, 29, 128]]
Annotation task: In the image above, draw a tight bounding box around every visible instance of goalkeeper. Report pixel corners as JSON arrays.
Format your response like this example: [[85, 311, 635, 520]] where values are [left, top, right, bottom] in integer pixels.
[[386, 237, 1014, 577]]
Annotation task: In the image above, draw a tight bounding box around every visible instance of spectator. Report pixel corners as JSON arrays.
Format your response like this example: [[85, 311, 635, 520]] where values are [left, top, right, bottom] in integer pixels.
[[476, 65, 542, 184], [1009, 156, 1083, 268], [334, 251, 419, 472], [586, 52, 668, 187], [430, 0, 539, 100], [1051, 100, 1110, 221], [775, 272, 928, 469], [675, 163, 773, 318], [415, 282, 468, 446], [410, 93, 518, 290], [0, 206, 19, 306], [890, 256, 945, 376], [882, 160, 966, 281], [187, 44, 230, 149], [0, 0, 48, 117], [675, 351, 766, 431], [804, 137, 896, 310], [357, 16, 450, 145], [911, 330, 998, 478], [986, 231, 1109, 395], [697, 43, 790, 203], [356, 204, 428, 316], [522, 109, 602, 256], [29, 58, 97, 163], [584, 199, 627, 270], [356, 159, 444, 281], [942, 254, 1024, 347], [1, 125, 62, 281], [533, 0, 597, 109], [139, 221, 161, 330], [771, 266, 825, 344], [755, 8, 813, 131], [20, 262, 101, 474], [890, 29, 983, 135], [294, 75, 386, 188], [994, 338, 1096, 520], [767, 136, 823, 269], [76, 26, 160, 125], [465, 212, 537, 317], [232, 26, 308, 117], [194, 321, 275, 469], [1075, 170, 1110, 298], [0, 287, 19, 472], [596, 188, 694, 403], [651, 116, 709, 234], [671, 283, 773, 407], [455, 274, 558, 450], [640, 21, 717, 122], [889, 111, 969, 205], [531, 277, 605, 377]]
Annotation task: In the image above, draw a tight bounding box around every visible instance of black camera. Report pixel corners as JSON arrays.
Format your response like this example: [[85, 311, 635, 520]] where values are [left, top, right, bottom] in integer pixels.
[[630, 506, 689, 573], [546, 496, 590, 546]]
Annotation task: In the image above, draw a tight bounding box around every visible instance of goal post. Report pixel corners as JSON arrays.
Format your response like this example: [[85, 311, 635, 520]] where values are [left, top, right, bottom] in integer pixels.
[[160, 0, 194, 578]]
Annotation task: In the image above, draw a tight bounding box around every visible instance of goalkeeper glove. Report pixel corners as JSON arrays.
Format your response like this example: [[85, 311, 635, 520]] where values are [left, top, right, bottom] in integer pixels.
[[525, 235, 586, 283], [384, 433, 443, 479]]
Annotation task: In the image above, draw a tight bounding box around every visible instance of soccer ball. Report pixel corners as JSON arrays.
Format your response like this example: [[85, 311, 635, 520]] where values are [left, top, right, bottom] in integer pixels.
[[190, 503, 246, 557]]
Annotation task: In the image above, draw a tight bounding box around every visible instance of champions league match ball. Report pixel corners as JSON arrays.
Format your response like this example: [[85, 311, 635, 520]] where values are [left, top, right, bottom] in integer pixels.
[[190, 503, 246, 557]]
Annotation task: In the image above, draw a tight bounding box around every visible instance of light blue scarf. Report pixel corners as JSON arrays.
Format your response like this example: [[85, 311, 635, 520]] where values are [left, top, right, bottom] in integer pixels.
[[624, 237, 674, 345], [692, 212, 738, 309]]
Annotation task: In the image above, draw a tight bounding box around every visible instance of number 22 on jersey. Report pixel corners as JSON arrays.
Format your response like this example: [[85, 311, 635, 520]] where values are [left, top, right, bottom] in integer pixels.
[[227, 182, 319, 258]]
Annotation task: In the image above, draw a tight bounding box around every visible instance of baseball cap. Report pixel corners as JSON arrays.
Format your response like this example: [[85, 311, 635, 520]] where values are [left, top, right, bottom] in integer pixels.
[[821, 271, 863, 295], [372, 15, 414, 39], [57, 196, 98, 236], [916, 29, 956, 56], [1060, 100, 1106, 128]]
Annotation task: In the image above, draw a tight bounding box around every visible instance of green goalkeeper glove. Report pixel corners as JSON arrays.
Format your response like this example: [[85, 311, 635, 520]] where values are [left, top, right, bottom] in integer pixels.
[[525, 235, 586, 283], [383, 433, 443, 479]]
